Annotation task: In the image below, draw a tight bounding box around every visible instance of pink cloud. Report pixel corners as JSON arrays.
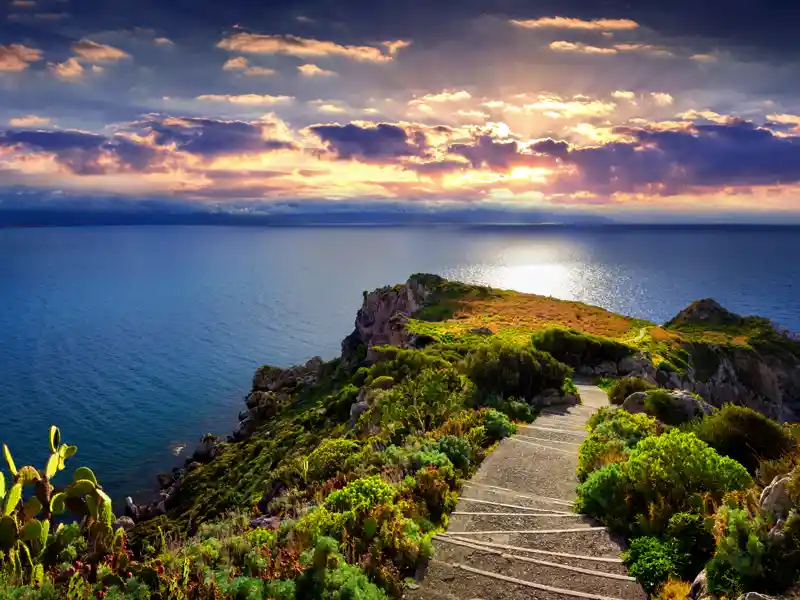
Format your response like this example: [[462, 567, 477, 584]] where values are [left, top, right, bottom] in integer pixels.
[[217, 33, 399, 62], [0, 44, 42, 72]]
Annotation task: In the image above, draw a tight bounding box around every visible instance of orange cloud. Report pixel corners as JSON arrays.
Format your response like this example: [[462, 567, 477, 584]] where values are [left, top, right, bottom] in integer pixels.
[[153, 37, 173, 46], [195, 94, 293, 105], [383, 40, 412, 55], [0, 44, 42, 72], [549, 41, 617, 55], [612, 90, 636, 101], [523, 94, 616, 118], [298, 63, 337, 77], [650, 92, 674, 106], [72, 40, 129, 62], [511, 17, 639, 30], [9, 115, 50, 127], [217, 33, 398, 62], [222, 56, 275, 76], [48, 57, 84, 80], [409, 90, 472, 104]]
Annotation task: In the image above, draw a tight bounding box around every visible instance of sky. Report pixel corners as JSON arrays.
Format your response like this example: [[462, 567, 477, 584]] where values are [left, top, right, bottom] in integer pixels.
[[1, 0, 800, 222]]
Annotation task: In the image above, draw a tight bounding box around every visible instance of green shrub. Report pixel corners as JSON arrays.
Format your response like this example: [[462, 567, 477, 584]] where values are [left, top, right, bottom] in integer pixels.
[[577, 437, 630, 482], [264, 580, 297, 600], [484, 410, 516, 441], [295, 537, 388, 600], [436, 435, 472, 471], [307, 438, 361, 481], [464, 341, 570, 401], [575, 463, 632, 530], [371, 367, 468, 435], [578, 407, 658, 480], [665, 512, 715, 580], [689, 404, 795, 474], [324, 476, 396, 512], [411, 449, 454, 473], [495, 399, 536, 423], [608, 376, 655, 406], [531, 327, 634, 367], [624, 431, 753, 534], [623, 536, 679, 594], [578, 431, 753, 535]]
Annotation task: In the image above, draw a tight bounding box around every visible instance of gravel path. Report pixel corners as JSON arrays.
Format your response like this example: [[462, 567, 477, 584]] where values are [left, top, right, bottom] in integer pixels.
[[404, 383, 645, 600]]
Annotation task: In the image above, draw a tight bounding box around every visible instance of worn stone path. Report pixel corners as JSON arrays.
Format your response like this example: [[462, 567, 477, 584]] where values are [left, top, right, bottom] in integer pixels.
[[405, 383, 646, 600]]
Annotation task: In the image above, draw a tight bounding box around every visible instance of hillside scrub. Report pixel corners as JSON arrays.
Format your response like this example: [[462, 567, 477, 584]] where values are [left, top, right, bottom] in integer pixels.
[[685, 404, 796, 474], [577, 400, 800, 598], [531, 327, 634, 367]]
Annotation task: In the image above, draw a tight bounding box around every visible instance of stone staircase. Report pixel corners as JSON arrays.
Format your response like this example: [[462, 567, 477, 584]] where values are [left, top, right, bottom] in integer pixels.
[[405, 384, 646, 600]]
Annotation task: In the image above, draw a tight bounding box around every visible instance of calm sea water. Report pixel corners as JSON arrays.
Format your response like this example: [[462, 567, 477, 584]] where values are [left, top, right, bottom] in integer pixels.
[[1, 225, 799, 502]]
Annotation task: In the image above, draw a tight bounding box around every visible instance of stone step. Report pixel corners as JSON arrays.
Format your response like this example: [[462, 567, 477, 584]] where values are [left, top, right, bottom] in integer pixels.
[[513, 433, 582, 449], [529, 418, 589, 431], [436, 535, 630, 576], [470, 438, 579, 501], [447, 512, 595, 533], [455, 497, 574, 515], [445, 528, 628, 561], [516, 425, 588, 444], [431, 542, 644, 599], [460, 482, 576, 513]]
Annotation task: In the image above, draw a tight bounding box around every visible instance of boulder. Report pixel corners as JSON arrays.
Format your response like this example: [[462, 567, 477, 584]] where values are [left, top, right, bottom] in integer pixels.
[[191, 435, 221, 463], [532, 389, 579, 408], [737, 594, 778, 600], [594, 361, 618, 377], [688, 569, 718, 600], [760, 475, 792, 521], [618, 353, 654, 376], [470, 327, 493, 336], [622, 389, 714, 422]]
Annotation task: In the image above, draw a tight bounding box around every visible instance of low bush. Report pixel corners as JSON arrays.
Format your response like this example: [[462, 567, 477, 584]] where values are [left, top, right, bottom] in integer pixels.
[[493, 398, 536, 423], [531, 327, 634, 367], [577, 407, 657, 481], [324, 476, 396, 512], [577, 430, 752, 535], [623, 536, 679, 594], [436, 435, 472, 472], [689, 404, 795, 474], [307, 438, 361, 482], [484, 410, 516, 441], [656, 578, 691, 600], [608, 376, 655, 406], [665, 512, 715, 580], [464, 341, 570, 402], [295, 537, 388, 600]]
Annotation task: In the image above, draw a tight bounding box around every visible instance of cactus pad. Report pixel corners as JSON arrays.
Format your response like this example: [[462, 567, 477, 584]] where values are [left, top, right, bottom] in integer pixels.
[[3, 483, 21, 517], [68, 479, 96, 497], [50, 492, 66, 515], [0, 516, 16, 551], [49, 426, 60, 454], [3, 445, 17, 477], [73, 467, 97, 486], [18, 466, 41, 486], [45, 454, 59, 479], [20, 520, 42, 543]]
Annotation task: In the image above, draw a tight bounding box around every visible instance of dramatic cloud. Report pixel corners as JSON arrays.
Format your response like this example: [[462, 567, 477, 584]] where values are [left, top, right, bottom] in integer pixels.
[[650, 92, 674, 106], [72, 40, 129, 62], [139, 115, 297, 157], [383, 40, 412, 56], [549, 41, 617, 55], [549, 41, 672, 56], [309, 123, 428, 161], [217, 33, 398, 62], [612, 90, 636, 101], [221, 57, 275, 76], [48, 58, 85, 80], [409, 90, 472, 104], [298, 64, 337, 77], [8, 115, 50, 127], [195, 94, 293, 105], [511, 17, 639, 31], [521, 94, 616, 118], [0, 44, 42, 72]]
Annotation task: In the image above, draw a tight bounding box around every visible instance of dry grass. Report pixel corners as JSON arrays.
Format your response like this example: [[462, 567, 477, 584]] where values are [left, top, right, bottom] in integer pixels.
[[441, 290, 637, 339], [657, 578, 691, 600]]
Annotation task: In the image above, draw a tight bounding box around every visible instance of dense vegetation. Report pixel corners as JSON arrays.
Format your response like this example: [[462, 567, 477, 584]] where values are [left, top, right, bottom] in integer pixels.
[[6, 275, 800, 599], [0, 318, 568, 598], [579, 393, 800, 599]]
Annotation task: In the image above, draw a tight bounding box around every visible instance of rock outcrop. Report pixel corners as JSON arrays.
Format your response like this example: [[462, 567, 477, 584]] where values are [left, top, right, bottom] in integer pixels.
[[341, 275, 436, 363]]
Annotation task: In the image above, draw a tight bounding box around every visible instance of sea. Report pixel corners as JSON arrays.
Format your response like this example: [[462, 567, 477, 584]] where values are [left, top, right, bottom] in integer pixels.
[[1, 225, 798, 504]]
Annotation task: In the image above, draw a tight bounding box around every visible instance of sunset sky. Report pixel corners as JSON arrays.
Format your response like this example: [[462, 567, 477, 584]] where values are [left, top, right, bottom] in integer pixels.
[[1, 0, 800, 221]]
